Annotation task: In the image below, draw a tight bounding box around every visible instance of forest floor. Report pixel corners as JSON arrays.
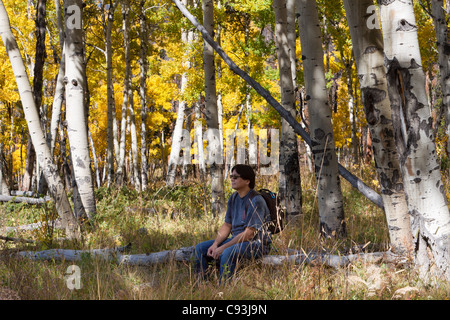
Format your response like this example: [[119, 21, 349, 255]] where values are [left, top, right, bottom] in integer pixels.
[[0, 164, 450, 300]]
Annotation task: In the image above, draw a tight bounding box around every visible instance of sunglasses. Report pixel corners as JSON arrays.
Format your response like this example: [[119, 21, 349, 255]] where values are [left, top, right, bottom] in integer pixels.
[[229, 175, 241, 180]]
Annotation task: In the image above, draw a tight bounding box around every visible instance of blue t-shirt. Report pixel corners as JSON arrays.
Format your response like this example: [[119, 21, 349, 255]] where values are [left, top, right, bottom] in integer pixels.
[[224, 190, 272, 245]]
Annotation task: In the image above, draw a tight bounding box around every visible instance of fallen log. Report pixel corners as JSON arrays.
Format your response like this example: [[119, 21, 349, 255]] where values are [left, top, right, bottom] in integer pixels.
[[18, 245, 406, 269], [4, 219, 63, 234], [10, 191, 37, 197], [18, 243, 132, 261], [0, 195, 51, 205], [261, 251, 405, 268], [118, 246, 195, 265]]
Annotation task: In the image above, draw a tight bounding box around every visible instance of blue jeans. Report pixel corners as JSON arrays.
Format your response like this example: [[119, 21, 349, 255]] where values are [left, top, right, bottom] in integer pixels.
[[194, 238, 268, 282]]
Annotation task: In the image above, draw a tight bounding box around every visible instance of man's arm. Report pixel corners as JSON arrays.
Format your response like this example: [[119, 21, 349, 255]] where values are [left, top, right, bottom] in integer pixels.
[[207, 222, 232, 257], [209, 227, 256, 260]]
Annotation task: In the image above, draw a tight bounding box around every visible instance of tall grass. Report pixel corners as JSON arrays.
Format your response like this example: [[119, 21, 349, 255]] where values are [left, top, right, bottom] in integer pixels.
[[0, 167, 449, 300]]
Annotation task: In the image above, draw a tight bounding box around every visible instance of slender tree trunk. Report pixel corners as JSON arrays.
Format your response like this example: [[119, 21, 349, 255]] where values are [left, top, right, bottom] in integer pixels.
[[167, 0, 190, 187], [273, 0, 302, 222], [430, 0, 450, 171], [166, 101, 186, 186], [129, 86, 141, 191], [344, 56, 359, 163], [0, 0, 79, 239], [0, 143, 9, 195], [116, 1, 130, 186], [139, 0, 148, 190], [64, 0, 96, 220], [194, 103, 206, 176], [48, 48, 65, 154], [33, 0, 46, 111], [121, 2, 140, 192], [22, 136, 35, 191], [23, 0, 47, 194], [103, 1, 117, 187], [380, 0, 450, 279], [297, 0, 346, 238], [343, 0, 412, 254], [202, 0, 224, 216], [88, 128, 101, 187]]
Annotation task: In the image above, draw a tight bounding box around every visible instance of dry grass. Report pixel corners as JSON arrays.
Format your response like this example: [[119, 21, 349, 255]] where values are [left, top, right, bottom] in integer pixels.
[[0, 167, 449, 300]]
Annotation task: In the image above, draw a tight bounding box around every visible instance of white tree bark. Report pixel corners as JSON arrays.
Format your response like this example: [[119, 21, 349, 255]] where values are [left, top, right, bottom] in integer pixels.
[[19, 245, 404, 269], [202, 0, 225, 216], [296, 0, 346, 238], [48, 46, 65, 155], [0, 0, 79, 239], [64, 0, 96, 220], [116, 2, 130, 186], [167, 0, 191, 187], [273, 0, 302, 221], [103, 1, 117, 187], [139, 0, 148, 190], [343, 0, 412, 255], [380, 0, 450, 279]]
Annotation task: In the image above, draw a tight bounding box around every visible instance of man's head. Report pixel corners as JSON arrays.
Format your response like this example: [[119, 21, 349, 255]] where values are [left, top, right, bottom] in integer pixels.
[[230, 164, 255, 189]]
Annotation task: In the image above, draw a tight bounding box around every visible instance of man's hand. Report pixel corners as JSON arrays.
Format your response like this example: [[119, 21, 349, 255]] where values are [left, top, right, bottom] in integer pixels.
[[210, 246, 225, 260], [207, 243, 218, 258], [206, 227, 256, 260]]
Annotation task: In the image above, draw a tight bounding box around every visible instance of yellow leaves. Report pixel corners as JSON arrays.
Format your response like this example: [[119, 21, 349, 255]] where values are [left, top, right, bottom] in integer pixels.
[[12, 146, 25, 175], [147, 75, 176, 111], [148, 111, 169, 128]]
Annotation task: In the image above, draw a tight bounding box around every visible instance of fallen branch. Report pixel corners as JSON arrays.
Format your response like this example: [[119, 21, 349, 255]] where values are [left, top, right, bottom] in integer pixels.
[[4, 219, 63, 234], [171, 0, 384, 210], [18, 243, 132, 261], [118, 246, 195, 265], [10, 191, 37, 197], [0, 195, 51, 205], [18, 245, 406, 269], [261, 250, 405, 268]]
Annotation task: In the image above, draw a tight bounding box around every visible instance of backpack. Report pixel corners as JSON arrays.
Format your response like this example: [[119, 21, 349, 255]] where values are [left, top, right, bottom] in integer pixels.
[[235, 188, 285, 234]]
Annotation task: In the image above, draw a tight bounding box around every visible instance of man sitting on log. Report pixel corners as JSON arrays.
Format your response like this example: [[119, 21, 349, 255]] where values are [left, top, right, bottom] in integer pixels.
[[194, 164, 272, 283]]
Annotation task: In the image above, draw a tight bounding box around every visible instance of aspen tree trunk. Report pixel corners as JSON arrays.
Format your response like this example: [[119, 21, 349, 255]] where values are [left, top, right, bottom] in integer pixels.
[[344, 57, 359, 163], [0, 0, 79, 238], [116, 1, 130, 186], [33, 0, 46, 111], [48, 48, 65, 154], [128, 66, 141, 190], [49, 0, 64, 155], [195, 103, 206, 176], [297, 0, 346, 238], [129, 102, 140, 191], [380, 0, 450, 279], [202, 0, 225, 216], [273, 0, 302, 222], [64, 0, 96, 220], [343, 0, 412, 254], [139, 0, 148, 190], [104, 1, 117, 187], [0, 144, 9, 195], [167, 0, 190, 187], [430, 0, 450, 169], [166, 101, 186, 186]]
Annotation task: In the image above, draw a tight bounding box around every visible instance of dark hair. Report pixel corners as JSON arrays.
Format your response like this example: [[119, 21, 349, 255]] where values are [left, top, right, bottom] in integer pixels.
[[231, 164, 255, 189]]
